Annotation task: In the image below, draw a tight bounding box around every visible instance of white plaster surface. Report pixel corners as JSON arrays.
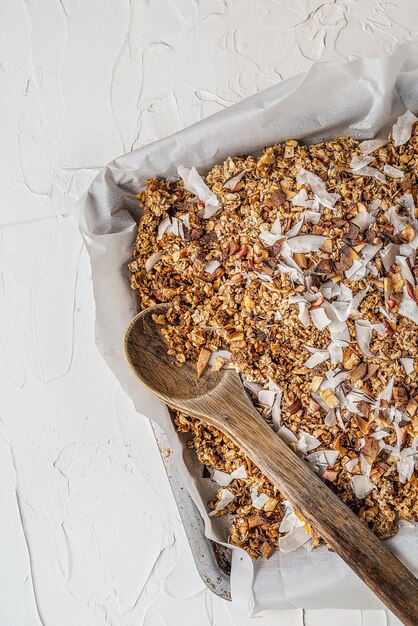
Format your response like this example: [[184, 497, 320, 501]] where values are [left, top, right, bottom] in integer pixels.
[[1, 1, 417, 624]]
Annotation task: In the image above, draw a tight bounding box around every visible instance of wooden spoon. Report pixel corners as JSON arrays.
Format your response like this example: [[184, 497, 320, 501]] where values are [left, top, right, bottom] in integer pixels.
[[124, 303, 418, 626]]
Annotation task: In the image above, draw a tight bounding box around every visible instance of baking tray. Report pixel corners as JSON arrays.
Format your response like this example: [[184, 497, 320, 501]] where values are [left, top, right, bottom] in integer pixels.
[[151, 419, 232, 600]]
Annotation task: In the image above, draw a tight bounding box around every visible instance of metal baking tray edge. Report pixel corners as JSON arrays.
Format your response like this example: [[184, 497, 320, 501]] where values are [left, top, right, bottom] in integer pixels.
[[151, 419, 232, 600]]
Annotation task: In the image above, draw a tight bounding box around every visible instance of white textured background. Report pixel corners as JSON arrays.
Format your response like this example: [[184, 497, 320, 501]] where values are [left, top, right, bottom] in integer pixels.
[[1, 1, 417, 624]]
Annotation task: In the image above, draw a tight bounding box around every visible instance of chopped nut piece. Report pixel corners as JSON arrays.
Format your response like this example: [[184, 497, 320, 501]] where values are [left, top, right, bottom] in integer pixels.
[[320, 389, 340, 408], [196, 348, 211, 379]]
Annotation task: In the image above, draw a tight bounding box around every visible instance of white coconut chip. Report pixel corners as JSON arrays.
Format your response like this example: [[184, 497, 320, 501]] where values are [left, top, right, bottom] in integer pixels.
[[349, 155, 374, 171], [328, 342, 343, 365], [395, 256, 415, 284], [306, 449, 339, 469], [304, 349, 329, 368], [302, 210, 322, 224], [352, 208, 375, 231], [360, 453, 372, 478], [279, 525, 311, 553], [145, 251, 162, 272], [359, 138, 388, 155], [383, 164, 404, 178], [324, 409, 337, 426], [355, 320, 378, 358], [286, 235, 326, 253], [210, 469, 232, 487], [375, 376, 395, 408], [397, 447, 417, 483], [291, 189, 316, 209], [158, 216, 171, 239], [209, 488, 235, 515], [296, 168, 340, 209], [284, 219, 304, 239], [201, 205, 222, 219], [242, 377, 263, 395], [297, 301, 310, 328], [398, 286, 418, 325], [400, 357, 414, 375], [385, 206, 409, 235], [397, 193, 416, 220], [223, 169, 246, 190], [310, 307, 332, 330], [258, 389, 276, 408], [297, 430, 321, 455], [392, 110, 418, 146], [250, 487, 270, 510], [380, 243, 400, 271], [345, 457, 359, 473], [371, 430, 391, 440], [271, 389, 283, 430], [361, 243, 382, 263], [204, 260, 220, 275], [350, 166, 386, 184], [178, 165, 220, 207], [277, 426, 298, 445], [350, 474, 377, 499]]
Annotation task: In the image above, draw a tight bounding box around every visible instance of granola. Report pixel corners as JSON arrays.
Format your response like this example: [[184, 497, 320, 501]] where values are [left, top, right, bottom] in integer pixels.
[[129, 111, 418, 559]]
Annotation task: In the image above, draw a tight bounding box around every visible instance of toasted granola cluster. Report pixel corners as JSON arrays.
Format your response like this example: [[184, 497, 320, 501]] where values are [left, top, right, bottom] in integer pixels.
[[129, 118, 418, 559]]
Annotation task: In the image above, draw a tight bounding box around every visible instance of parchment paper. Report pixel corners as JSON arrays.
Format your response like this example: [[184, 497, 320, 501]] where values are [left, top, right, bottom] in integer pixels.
[[80, 43, 418, 613]]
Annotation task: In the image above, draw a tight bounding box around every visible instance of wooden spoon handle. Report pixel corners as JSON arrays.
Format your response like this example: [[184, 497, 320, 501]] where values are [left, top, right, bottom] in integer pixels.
[[196, 390, 418, 626]]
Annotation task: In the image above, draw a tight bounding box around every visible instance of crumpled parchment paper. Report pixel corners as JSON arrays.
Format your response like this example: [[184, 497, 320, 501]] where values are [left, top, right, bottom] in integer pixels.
[[80, 42, 418, 613]]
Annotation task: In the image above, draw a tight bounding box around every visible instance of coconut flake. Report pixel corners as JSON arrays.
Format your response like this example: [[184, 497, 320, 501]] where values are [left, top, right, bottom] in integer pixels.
[[346, 457, 358, 473], [310, 307, 331, 331], [223, 169, 246, 190], [211, 469, 232, 487], [296, 168, 340, 209], [291, 189, 316, 209], [277, 426, 298, 445], [209, 488, 235, 515], [398, 286, 418, 325], [352, 208, 375, 231], [242, 377, 263, 395], [286, 235, 326, 253], [258, 389, 276, 408], [145, 251, 162, 272], [178, 165, 220, 207], [279, 525, 311, 553], [302, 210, 322, 224], [355, 320, 376, 358], [204, 260, 220, 275], [304, 349, 329, 368], [380, 243, 400, 272], [397, 193, 416, 220], [392, 110, 418, 146], [400, 357, 414, 375], [397, 446, 417, 483], [349, 155, 374, 171], [350, 166, 386, 184], [350, 475, 376, 499], [158, 216, 171, 239], [385, 206, 409, 235], [201, 205, 222, 219], [250, 487, 270, 510], [359, 138, 388, 155], [383, 164, 404, 178], [297, 430, 321, 455], [284, 219, 304, 239], [396, 256, 415, 284], [371, 430, 390, 440]]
